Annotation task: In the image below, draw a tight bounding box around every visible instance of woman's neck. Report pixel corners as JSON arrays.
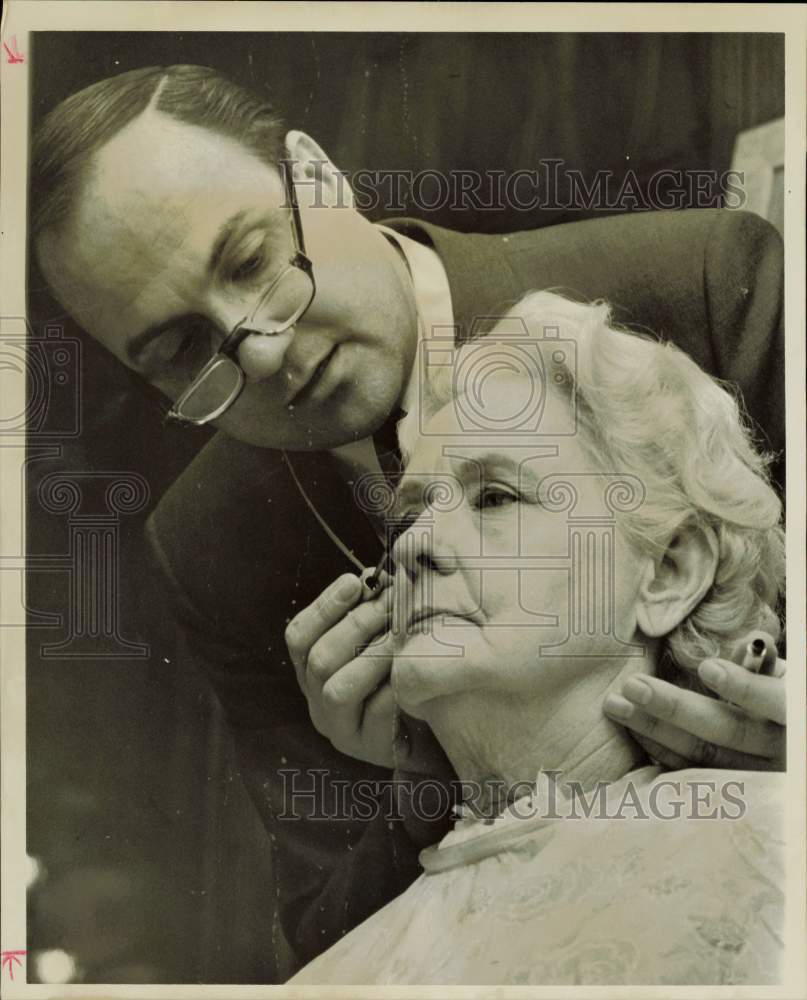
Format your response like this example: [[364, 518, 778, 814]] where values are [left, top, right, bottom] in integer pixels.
[[424, 678, 651, 816]]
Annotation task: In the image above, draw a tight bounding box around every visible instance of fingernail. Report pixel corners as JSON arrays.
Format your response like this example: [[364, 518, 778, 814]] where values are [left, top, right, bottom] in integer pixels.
[[699, 659, 726, 688], [603, 694, 635, 720], [623, 676, 652, 706], [338, 577, 359, 602]]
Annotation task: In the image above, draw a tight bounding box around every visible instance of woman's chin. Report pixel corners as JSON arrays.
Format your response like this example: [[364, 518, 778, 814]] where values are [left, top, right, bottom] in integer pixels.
[[391, 637, 478, 716]]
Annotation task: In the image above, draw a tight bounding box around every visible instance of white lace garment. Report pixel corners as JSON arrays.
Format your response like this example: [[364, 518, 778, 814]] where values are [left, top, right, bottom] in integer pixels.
[[291, 767, 784, 985]]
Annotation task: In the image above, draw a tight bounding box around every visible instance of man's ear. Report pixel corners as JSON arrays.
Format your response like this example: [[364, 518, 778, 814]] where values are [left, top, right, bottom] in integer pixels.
[[284, 130, 353, 209], [635, 521, 719, 638]]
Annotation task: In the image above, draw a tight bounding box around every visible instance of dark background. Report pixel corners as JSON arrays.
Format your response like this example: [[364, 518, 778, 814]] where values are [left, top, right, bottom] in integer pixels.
[[26, 32, 784, 984]]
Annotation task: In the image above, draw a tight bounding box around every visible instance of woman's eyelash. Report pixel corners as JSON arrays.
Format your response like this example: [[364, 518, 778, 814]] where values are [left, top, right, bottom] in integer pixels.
[[475, 484, 520, 509]]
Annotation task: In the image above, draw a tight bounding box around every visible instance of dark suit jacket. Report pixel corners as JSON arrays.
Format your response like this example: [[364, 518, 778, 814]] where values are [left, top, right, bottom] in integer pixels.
[[146, 209, 783, 968]]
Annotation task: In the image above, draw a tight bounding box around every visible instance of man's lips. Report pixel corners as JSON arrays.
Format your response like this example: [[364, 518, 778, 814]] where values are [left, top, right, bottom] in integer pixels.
[[285, 345, 339, 408]]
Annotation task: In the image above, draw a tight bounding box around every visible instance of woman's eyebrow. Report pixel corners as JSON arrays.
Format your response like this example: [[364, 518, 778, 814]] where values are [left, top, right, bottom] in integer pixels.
[[392, 479, 424, 517], [465, 451, 557, 484], [393, 453, 531, 509], [453, 453, 518, 481]]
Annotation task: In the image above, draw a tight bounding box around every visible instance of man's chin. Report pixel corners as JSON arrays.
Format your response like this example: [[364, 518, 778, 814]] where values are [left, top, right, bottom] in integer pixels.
[[219, 410, 379, 452], [283, 393, 404, 451], [278, 424, 379, 451]]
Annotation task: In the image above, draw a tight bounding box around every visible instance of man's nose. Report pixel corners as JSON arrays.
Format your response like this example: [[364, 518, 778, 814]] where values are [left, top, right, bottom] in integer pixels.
[[235, 326, 296, 381], [209, 298, 297, 381]]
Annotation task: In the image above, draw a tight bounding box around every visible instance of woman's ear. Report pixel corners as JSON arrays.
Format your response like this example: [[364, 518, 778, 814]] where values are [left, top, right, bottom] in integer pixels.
[[284, 129, 354, 209], [635, 521, 719, 638]]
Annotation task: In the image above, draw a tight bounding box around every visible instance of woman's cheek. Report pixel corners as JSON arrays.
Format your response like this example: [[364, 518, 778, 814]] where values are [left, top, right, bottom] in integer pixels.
[[479, 510, 522, 556]]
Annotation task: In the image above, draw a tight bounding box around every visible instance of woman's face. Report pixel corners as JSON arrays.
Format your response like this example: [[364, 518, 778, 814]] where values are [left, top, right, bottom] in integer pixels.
[[390, 374, 648, 723]]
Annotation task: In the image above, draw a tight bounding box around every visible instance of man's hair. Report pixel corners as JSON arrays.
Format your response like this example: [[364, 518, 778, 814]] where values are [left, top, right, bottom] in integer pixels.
[[31, 64, 285, 242], [398, 290, 785, 673]]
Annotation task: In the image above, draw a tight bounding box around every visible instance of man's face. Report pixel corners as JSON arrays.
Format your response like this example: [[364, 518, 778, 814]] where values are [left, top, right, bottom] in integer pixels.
[[38, 110, 418, 449]]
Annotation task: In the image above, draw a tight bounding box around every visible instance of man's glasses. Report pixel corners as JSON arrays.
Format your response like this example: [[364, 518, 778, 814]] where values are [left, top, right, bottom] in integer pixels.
[[167, 160, 315, 425]]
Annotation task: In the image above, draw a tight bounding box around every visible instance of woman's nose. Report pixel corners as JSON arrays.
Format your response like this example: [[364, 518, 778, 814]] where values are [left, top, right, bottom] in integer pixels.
[[392, 511, 458, 583]]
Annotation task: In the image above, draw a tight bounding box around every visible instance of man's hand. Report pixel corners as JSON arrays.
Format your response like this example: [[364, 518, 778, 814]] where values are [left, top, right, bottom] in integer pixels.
[[285, 573, 396, 769], [603, 632, 785, 771]]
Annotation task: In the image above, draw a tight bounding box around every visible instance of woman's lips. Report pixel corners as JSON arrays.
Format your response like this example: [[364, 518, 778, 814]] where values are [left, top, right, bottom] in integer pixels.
[[405, 608, 476, 632]]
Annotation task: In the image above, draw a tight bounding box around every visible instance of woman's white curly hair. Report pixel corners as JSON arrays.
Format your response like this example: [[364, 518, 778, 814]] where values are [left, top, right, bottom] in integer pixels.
[[398, 290, 784, 674]]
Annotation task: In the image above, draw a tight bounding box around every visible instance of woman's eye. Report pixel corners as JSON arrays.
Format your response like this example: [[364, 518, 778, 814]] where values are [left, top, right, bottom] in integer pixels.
[[477, 486, 519, 510]]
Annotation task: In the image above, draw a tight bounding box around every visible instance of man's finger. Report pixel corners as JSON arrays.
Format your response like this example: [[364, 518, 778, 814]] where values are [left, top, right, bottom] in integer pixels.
[[603, 694, 779, 771], [322, 657, 396, 768], [630, 733, 692, 772], [306, 588, 392, 685], [285, 574, 362, 674], [698, 658, 786, 725], [729, 630, 779, 675], [321, 633, 394, 711], [361, 682, 396, 731], [617, 674, 782, 758], [360, 684, 397, 767]]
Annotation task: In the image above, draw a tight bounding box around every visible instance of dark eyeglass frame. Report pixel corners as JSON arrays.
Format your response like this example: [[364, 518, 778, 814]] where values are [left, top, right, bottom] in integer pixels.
[[167, 159, 315, 425]]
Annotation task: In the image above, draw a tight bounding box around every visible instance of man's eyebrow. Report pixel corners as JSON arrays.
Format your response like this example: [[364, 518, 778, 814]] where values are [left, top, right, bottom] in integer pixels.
[[126, 209, 251, 367], [208, 209, 249, 277]]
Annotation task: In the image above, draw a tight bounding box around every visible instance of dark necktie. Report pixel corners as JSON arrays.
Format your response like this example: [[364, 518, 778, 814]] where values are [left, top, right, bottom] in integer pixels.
[[372, 406, 406, 490]]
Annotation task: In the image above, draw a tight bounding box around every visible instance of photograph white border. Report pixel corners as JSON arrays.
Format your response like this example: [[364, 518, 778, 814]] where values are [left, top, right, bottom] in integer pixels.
[[1, 4, 804, 998]]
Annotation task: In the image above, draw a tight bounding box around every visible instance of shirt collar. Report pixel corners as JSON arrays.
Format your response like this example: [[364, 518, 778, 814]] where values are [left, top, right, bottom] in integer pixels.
[[376, 224, 454, 415], [328, 224, 454, 475]]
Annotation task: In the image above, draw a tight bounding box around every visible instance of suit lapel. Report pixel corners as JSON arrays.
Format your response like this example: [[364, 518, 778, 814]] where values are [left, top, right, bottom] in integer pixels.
[[384, 219, 523, 343], [285, 447, 385, 572]]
